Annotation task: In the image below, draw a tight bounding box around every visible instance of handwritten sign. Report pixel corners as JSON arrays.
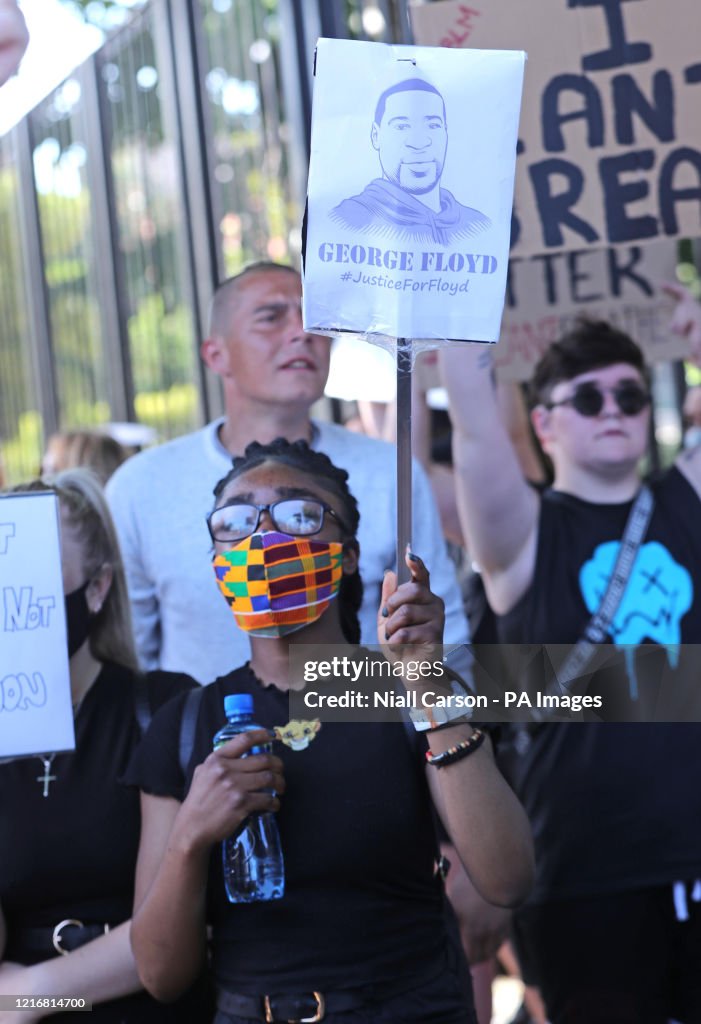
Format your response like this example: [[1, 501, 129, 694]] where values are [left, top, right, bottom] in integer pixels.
[[0, 492, 74, 758], [411, 0, 701, 256], [303, 38, 525, 342], [497, 243, 686, 380]]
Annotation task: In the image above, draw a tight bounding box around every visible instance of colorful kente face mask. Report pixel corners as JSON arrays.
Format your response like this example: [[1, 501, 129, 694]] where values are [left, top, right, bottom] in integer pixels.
[[212, 531, 344, 638]]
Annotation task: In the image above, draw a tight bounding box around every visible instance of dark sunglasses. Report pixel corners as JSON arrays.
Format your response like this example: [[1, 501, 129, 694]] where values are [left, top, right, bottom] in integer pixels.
[[207, 498, 348, 544], [546, 381, 651, 418]]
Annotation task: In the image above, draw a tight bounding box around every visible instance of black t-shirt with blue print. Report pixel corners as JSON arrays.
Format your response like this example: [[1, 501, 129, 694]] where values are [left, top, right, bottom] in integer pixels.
[[498, 466, 701, 903]]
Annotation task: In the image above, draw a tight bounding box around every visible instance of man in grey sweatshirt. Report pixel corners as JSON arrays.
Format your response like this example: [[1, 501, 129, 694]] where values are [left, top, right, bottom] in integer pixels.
[[107, 262, 467, 682]]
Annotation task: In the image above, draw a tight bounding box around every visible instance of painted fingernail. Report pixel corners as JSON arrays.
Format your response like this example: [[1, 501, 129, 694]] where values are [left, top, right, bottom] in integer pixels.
[[408, 551, 419, 562], [385, 630, 390, 641], [381, 606, 389, 618]]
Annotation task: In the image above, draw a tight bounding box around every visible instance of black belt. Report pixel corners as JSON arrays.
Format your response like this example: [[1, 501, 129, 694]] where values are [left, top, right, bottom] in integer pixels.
[[10, 919, 115, 958], [216, 957, 446, 1022], [218, 990, 333, 1022]]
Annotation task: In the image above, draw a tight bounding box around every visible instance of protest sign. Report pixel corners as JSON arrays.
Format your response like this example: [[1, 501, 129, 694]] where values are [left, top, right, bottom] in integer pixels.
[[411, 0, 701, 257], [0, 492, 74, 759], [303, 37, 525, 342], [498, 241, 686, 380], [416, 242, 687, 387]]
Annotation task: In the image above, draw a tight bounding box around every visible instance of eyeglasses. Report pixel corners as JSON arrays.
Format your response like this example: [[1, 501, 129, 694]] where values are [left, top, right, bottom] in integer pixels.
[[207, 498, 348, 543], [546, 381, 651, 418]]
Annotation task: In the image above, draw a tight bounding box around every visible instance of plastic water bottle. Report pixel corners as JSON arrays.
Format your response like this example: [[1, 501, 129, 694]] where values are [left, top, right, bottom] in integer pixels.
[[213, 693, 285, 903]]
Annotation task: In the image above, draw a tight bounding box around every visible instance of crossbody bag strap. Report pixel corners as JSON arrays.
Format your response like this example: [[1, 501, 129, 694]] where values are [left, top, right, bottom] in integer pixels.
[[554, 483, 654, 693], [179, 686, 204, 778]]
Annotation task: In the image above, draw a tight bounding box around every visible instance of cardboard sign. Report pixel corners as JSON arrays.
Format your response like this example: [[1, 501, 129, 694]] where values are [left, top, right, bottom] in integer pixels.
[[0, 492, 75, 759], [303, 38, 525, 342], [411, 0, 701, 256], [498, 242, 686, 380]]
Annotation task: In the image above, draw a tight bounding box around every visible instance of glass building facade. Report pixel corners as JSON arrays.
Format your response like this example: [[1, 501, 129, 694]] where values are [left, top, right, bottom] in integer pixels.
[[0, 0, 693, 483], [0, 0, 413, 483]]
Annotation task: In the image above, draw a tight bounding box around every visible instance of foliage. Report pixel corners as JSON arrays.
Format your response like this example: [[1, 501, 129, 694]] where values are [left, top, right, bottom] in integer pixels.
[[128, 295, 197, 394], [134, 384, 199, 438], [2, 412, 43, 483]]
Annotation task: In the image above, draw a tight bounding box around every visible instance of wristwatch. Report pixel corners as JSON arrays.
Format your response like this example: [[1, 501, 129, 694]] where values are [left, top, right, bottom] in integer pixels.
[[409, 646, 477, 732]]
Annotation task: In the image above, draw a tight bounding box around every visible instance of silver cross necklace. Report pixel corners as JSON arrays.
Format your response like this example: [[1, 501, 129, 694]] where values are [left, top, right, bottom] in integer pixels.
[[34, 693, 85, 797], [36, 754, 57, 798]]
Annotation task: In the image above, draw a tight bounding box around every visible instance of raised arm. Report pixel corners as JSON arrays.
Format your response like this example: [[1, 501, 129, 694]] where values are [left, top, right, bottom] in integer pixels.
[[440, 343, 540, 613], [665, 283, 701, 499], [676, 421, 701, 499], [495, 380, 548, 486], [131, 734, 285, 1002], [663, 281, 701, 365], [425, 729, 534, 908], [379, 553, 534, 907]]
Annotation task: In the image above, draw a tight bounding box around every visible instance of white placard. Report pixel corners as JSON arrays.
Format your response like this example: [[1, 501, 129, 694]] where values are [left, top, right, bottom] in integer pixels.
[[303, 38, 525, 343], [0, 492, 75, 758], [325, 337, 397, 402]]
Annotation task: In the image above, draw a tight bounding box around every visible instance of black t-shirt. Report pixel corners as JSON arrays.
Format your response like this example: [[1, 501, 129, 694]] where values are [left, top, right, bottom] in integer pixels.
[[497, 467, 701, 903], [124, 662, 455, 998], [0, 662, 201, 1022]]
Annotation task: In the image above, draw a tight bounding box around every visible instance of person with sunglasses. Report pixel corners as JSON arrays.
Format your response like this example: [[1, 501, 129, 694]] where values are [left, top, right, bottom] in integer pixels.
[[440, 319, 701, 1024], [124, 438, 534, 1024]]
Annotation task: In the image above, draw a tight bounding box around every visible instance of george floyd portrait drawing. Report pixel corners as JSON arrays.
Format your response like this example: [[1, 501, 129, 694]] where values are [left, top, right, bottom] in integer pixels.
[[330, 78, 492, 247]]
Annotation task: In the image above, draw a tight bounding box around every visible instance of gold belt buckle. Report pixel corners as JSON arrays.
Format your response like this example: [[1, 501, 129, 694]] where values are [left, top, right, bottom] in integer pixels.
[[52, 919, 83, 956], [263, 992, 325, 1023]]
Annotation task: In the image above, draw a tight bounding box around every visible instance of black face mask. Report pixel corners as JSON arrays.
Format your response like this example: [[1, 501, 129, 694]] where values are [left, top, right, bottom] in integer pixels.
[[64, 581, 91, 657]]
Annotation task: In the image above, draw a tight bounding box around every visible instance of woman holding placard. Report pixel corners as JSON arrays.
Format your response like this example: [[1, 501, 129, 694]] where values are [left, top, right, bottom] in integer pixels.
[[125, 438, 533, 1024], [0, 469, 207, 1022]]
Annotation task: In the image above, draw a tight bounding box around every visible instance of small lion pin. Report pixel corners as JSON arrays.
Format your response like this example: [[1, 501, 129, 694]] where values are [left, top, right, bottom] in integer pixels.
[[274, 719, 322, 751]]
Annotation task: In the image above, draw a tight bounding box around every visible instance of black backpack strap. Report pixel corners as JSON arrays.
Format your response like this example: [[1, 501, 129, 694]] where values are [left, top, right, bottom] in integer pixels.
[[179, 687, 205, 778], [133, 674, 152, 737]]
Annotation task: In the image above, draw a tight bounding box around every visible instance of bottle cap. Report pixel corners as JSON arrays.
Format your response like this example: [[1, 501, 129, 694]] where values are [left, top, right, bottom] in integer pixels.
[[224, 693, 254, 717]]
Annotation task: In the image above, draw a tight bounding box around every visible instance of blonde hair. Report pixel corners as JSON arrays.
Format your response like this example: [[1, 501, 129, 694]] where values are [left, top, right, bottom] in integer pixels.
[[43, 431, 128, 485], [17, 469, 138, 671]]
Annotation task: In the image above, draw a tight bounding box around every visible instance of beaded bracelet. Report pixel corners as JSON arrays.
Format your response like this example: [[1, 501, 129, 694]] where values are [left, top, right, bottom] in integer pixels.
[[425, 728, 486, 768]]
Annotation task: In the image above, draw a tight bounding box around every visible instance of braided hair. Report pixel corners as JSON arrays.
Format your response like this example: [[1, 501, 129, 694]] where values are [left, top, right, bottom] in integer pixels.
[[213, 438, 363, 644]]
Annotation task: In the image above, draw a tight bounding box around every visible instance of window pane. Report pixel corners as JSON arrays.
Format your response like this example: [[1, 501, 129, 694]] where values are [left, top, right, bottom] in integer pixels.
[[30, 77, 110, 434], [101, 10, 202, 440], [0, 133, 42, 485], [199, 0, 302, 273]]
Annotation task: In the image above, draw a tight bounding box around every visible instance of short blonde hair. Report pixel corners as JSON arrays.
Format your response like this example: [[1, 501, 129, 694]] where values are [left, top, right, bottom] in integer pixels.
[[208, 262, 299, 337], [43, 431, 128, 485]]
